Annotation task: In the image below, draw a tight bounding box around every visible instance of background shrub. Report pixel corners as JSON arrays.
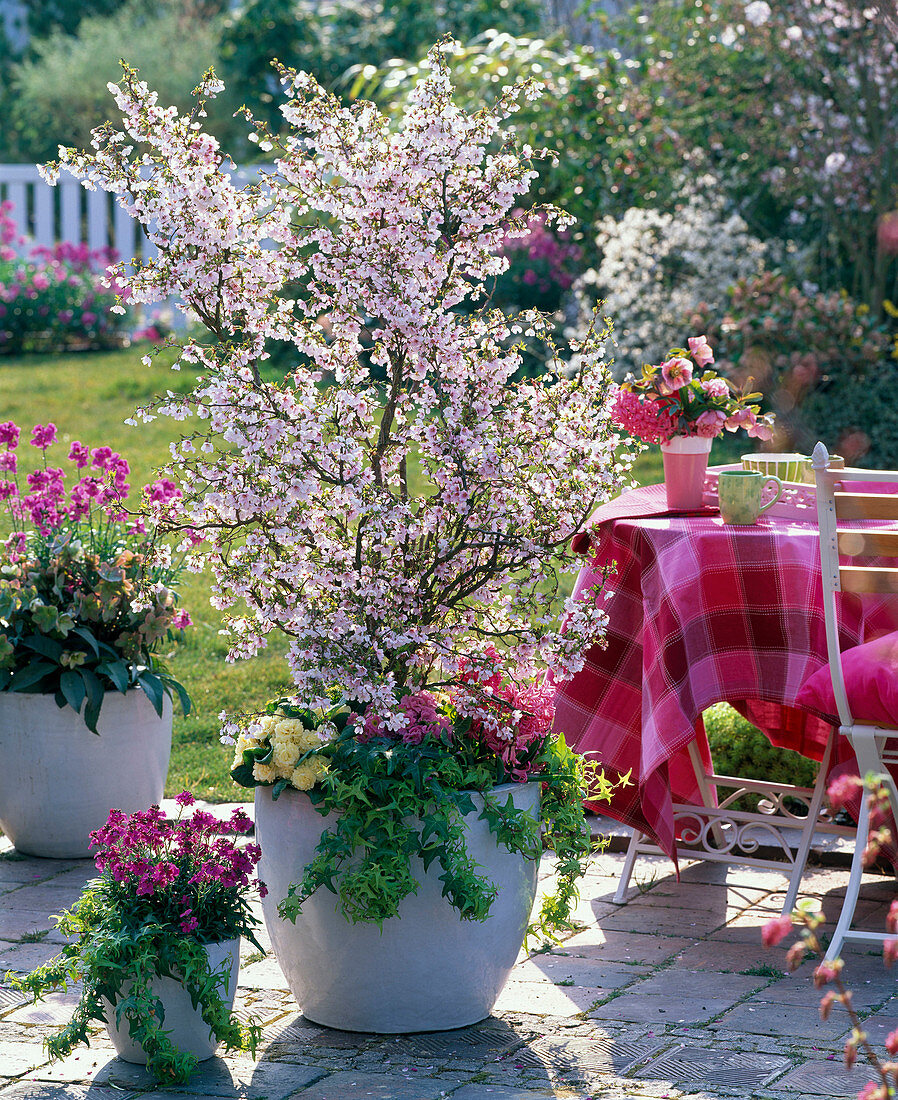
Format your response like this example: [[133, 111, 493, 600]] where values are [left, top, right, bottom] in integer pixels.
[[690, 271, 898, 464]]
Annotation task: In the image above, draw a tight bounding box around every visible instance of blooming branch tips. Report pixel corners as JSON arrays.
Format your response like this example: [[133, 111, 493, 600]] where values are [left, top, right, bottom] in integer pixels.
[[48, 44, 635, 731]]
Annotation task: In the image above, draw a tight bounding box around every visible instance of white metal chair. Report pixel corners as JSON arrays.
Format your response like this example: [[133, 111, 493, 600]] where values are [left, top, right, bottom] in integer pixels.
[[807, 441, 898, 960]]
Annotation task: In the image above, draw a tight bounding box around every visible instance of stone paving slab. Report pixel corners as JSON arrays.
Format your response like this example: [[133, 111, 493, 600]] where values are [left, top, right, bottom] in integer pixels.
[[2, 816, 898, 1099]]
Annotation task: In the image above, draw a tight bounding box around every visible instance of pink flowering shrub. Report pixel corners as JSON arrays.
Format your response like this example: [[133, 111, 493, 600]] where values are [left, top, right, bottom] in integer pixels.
[[0, 201, 131, 354], [50, 49, 630, 933], [610, 334, 775, 445], [10, 793, 263, 1083], [0, 420, 192, 730], [491, 210, 583, 313]]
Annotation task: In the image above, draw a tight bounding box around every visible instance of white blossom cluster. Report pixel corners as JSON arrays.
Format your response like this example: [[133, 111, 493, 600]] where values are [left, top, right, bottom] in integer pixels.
[[46, 50, 633, 728], [569, 183, 773, 379]]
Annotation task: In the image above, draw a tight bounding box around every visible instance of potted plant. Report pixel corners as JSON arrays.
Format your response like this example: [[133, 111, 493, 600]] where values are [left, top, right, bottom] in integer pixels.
[[8, 793, 263, 1084], [609, 335, 775, 509], [46, 45, 631, 1029], [0, 421, 192, 857]]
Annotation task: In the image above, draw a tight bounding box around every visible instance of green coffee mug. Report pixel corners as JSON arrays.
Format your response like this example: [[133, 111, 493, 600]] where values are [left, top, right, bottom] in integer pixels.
[[718, 470, 783, 525]]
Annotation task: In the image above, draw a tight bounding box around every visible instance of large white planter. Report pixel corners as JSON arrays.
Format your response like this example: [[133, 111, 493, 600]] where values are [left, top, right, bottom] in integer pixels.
[[0, 690, 172, 858], [255, 782, 540, 1033], [103, 938, 239, 1063]]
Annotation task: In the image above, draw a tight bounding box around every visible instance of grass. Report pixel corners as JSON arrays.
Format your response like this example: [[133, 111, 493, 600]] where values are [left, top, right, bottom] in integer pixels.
[[0, 348, 764, 802]]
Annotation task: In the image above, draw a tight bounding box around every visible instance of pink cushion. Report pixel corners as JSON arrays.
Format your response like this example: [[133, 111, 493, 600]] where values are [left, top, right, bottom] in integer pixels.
[[796, 631, 898, 727]]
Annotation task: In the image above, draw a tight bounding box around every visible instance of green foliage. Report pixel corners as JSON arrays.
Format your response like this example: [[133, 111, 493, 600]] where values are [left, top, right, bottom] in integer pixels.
[[272, 722, 616, 940], [4, 1, 241, 163], [8, 887, 260, 1084], [220, 0, 543, 142], [704, 702, 817, 793]]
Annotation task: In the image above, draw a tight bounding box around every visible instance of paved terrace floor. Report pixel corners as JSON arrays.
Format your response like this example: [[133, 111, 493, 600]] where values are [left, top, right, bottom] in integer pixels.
[[1, 808, 897, 1100]]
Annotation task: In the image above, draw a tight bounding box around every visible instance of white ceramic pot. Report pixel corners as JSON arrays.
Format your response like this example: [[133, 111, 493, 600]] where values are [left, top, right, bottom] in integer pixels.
[[0, 690, 172, 858], [103, 938, 239, 1063], [255, 782, 540, 1033]]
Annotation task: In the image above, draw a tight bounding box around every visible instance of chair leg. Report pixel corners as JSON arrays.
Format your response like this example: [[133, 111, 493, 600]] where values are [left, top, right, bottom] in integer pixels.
[[780, 727, 836, 916], [824, 788, 871, 962], [612, 828, 643, 904]]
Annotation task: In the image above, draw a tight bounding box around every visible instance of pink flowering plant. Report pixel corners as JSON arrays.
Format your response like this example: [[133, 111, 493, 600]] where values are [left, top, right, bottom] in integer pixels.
[[0, 419, 192, 731], [46, 46, 631, 934], [8, 792, 263, 1084], [491, 209, 583, 313], [0, 200, 132, 354], [610, 334, 775, 445]]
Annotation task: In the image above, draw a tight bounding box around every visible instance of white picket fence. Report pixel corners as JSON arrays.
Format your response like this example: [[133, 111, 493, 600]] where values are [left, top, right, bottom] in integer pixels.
[[0, 162, 271, 329], [0, 162, 159, 263]]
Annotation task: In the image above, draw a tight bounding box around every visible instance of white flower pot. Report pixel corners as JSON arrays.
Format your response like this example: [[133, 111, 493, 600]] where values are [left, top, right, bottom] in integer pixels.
[[0, 690, 172, 858], [255, 782, 540, 1033], [103, 938, 239, 1063]]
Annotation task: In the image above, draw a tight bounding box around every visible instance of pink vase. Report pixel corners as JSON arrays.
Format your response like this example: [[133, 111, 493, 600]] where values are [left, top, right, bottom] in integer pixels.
[[660, 435, 713, 510]]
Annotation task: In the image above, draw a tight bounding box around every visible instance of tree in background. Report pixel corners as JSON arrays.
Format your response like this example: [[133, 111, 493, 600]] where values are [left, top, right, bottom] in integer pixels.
[[5, 0, 242, 163]]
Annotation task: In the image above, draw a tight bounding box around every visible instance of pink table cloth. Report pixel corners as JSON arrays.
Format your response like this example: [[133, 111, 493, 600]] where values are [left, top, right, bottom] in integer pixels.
[[552, 483, 895, 862]]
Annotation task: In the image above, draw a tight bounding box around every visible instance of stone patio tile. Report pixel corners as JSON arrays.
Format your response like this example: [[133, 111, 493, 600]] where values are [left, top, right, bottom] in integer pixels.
[[31, 867, 95, 891], [635, 1043, 792, 1090], [757, 972, 893, 1011], [849, 1011, 898, 1049], [623, 969, 768, 1001], [28, 1047, 116, 1085], [585, 905, 728, 936], [773, 1057, 879, 1095], [671, 940, 792, 974], [710, 1001, 848, 1040], [0, 943, 64, 975], [286, 1070, 460, 1098], [6, 989, 82, 1027], [511, 958, 649, 989], [587, 992, 740, 1026], [493, 982, 606, 1015], [2, 887, 82, 912], [557, 930, 695, 966], [0, 913, 59, 945], [450, 1087, 572, 1099], [0, 1040, 43, 1077], [0, 1087, 136, 1099], [0, 861, 73, 886], [239, 955, 289, 990], [154, 1058, 327, 1097]]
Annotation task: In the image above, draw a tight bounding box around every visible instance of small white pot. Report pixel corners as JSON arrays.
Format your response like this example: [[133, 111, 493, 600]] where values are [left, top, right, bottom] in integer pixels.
[[103, 938, 239, 1063], [255, 782, 540, 1033], [0, 689, 172, 858]]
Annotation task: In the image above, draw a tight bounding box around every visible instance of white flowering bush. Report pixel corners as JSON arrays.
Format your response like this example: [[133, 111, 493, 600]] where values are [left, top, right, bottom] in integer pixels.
[[45, 45, 631, 739], [570, 183, 775, 379]]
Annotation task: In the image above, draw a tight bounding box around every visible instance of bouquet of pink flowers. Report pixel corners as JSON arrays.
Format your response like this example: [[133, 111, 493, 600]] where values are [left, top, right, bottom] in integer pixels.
[[611, 335, 775, 445]]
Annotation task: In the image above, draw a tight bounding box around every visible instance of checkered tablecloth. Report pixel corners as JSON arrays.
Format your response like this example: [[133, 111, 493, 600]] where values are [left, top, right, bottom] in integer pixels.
[[552, 489, 895, 862]]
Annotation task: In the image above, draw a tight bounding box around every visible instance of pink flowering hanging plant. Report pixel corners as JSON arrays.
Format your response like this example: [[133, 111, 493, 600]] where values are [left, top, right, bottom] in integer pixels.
[[610, 334, 775, 445], [8, 792, 263, 1083], [46, 46, 630, 935], [0, 419, 192, 730]]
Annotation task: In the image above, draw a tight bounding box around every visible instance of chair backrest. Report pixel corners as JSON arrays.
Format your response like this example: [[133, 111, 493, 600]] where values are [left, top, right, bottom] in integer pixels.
[[812, 441, 898, 728]]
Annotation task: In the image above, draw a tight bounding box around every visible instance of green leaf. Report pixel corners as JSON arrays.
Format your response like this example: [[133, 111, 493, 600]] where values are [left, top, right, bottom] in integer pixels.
[[80, 668, 105, 734], [70, 626, 100, 657], [9, 661, 56, 692], [59, 670, 85, 714], [137, 672, 164, 719], [96, 660, 129, 694], [271, 778, 289, 800], [20, 634, 64, 661], [161, 674, 192, 716]]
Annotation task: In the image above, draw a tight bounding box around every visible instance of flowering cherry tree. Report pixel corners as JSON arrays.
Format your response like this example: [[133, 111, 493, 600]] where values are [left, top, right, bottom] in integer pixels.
[[45, 46, 630, 732]]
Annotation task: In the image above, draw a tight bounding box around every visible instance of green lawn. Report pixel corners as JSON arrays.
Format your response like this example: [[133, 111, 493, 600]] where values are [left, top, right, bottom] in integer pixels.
[[0, 347, 757, 801]]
